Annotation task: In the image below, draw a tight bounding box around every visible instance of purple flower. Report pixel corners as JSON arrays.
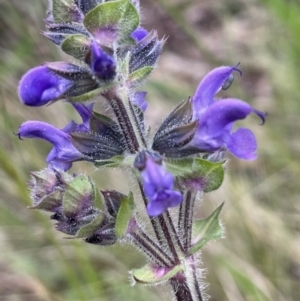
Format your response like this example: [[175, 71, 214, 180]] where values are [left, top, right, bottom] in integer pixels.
[[141, 158, 182, 216], [62, 103, 93, 133], [18, 121, 82, 171], [192, 65, 242, 116], [131, 91, 148, 112], [89, 41, 116, 80], [18, 66, 73, 106], [130, 26, 148, 42], [191, 65, 266, 160]]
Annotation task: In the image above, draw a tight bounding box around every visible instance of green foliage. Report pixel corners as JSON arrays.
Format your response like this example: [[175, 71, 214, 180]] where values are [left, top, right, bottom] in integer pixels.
[[128, 66, 154, 87], [83, 0, 139, 46], [132, 264, 183, 285], [61, 34, 90, 59], [166, 157, 224, 192], [188, 203, 224, 255], [115, 191, 135, 238]]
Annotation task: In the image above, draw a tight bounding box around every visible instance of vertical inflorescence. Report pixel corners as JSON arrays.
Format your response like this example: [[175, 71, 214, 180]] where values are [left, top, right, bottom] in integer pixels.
[[17, 1, 266, 300]]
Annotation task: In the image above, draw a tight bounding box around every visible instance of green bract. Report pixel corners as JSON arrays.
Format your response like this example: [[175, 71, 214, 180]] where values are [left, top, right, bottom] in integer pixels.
[[83, 0, 139, 47], [188, 203, 224, 255]]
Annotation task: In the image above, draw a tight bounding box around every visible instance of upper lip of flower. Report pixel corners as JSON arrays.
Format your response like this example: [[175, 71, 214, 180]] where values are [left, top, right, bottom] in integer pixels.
[[189, 65, 267, 160]]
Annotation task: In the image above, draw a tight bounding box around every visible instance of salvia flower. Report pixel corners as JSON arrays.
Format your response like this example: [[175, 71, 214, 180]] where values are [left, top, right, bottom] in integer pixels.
[[89, 41, 116, 80], [191, 65, 266, 160], [18, 121, 82, 171], [18, 66, 73, 106], [141, 157, 182, 216]]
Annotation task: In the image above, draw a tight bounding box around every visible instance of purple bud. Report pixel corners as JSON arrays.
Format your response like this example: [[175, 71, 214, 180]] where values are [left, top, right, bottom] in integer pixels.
[[141, 158, 182, 216], [131, 91, 148, 112], [90, 41, 116, 80], [131, 26, 149, 42], [18, 66, 73, 106], [18, 121, 82, 170]]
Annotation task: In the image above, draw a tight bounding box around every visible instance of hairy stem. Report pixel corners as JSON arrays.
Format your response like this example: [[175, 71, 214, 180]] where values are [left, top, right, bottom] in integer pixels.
[[129, 227, 174, 267], [102, 90, 146, 153], [178, 190, 196, 252]]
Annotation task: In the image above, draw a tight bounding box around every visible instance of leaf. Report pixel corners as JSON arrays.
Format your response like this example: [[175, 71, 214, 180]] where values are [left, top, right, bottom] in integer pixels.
[[61, 34, 90, 59], [165, 158, 196, 177], [83, 0, 139, 47], [165, 157, 224, 193], [115, 192, 135, 238], [192, 158, 224, 192], [188, 203, 224, 255], [128, 66, 154, 87], [131, 264, 183, 285]]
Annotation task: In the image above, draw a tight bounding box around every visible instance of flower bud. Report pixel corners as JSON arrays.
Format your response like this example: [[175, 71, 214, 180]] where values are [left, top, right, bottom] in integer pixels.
[[18, 66, 73, 106]]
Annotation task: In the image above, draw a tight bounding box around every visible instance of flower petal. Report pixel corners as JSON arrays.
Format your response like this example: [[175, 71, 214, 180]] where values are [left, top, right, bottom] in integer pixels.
[[192, 99, 252, 152], [193, 65, 241, 115], [224, 128, 257, 160], [131, 91, 148, 112], [130, 26, 148, 41], [147, 190, 183, 217], [18, 121, 82, 170], [62, 103, 94, 133], [18, 66, 72, 106]]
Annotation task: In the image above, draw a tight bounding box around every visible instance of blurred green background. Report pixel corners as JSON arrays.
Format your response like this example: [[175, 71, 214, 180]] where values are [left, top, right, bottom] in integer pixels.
[[0, 0, 299, 300]]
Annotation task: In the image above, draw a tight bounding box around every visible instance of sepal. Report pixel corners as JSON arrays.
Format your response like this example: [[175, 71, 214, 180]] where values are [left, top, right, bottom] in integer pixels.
[[152, 121, 198, 157], [89, 112, 125, 146], [129, 31, 164, 73], [188, 203, 224, 255], [70, 131, 125, 161], [62, 174, 101, 216], [45, 61, 91, 80], [51, 0, 83, 23], [155, 98, 193, 131], [84, 223, 117, 245], [152, 98, 198, 157], [131, 264, 183, 285], [101, 190, 125, 218], [75, 0, 104, 15], [43, 23, 89, 46]]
